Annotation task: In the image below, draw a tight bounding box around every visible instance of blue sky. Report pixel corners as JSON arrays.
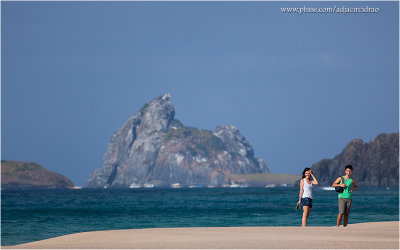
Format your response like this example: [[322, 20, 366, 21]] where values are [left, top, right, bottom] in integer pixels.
[[2, 1, 399, 186]]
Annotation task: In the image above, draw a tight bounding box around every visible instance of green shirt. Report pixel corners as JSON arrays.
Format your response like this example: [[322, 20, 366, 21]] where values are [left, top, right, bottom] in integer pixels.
[[338, 176, 353, 199]]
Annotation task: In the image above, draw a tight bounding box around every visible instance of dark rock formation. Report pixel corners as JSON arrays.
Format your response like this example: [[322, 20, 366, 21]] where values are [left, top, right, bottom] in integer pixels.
[[308, 133, 399, 187], [1, 160, 74, 189], [86, 94, 269, 188]]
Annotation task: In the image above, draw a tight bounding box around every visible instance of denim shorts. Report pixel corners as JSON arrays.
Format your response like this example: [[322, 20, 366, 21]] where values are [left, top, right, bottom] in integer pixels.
[[301, 197, 313, 208]]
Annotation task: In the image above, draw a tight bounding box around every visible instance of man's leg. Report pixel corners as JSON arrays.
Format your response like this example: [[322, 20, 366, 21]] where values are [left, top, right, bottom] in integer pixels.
[[343, 199, 351, 227], [337, 198, 345, 227], [337, 214, 343, 227], [343, 214, 349, 227]]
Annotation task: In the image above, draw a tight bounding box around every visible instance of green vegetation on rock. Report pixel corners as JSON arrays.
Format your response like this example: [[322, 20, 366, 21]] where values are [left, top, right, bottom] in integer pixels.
[[1, 161, 44, 174], [164, 126, 226, 156], [164, 126, 199, 141], [169, 119, 183, 128], [1, 160, 74, 189]]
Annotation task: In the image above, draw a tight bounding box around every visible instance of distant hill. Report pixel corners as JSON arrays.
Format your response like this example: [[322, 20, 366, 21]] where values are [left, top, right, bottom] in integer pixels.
[[1, 160, 74, 189], [308, 133, 399, 187]]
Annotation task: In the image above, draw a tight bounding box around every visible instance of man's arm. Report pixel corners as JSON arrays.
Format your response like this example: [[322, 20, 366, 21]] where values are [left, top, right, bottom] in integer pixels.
[[332, 177, 345, 187], [351, 179, 358, 192]]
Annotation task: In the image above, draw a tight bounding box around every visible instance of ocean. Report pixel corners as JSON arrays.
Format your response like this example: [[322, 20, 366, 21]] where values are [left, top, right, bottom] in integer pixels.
[[1, 187, 398, 246]]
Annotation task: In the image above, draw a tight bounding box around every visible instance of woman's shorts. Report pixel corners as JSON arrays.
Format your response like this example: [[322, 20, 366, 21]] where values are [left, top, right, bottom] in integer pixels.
[[339, 198, 352, 215], [301, 197, 313, 208]]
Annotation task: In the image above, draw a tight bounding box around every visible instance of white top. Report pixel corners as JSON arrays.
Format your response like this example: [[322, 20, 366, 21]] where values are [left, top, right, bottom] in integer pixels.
[[302, 178, 313, 199]]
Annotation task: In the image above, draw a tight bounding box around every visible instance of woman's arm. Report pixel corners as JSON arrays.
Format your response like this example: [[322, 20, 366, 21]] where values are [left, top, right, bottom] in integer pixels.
[[298, 179, 304, 204], [310, 171, 318, 185]]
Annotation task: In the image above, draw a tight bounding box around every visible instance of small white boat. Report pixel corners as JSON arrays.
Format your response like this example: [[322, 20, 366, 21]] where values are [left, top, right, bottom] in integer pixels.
[[265, 184, 276, 188], [171, 183, 181, 188], [321, 186, 335, 191], [144, 183, 155, 188], [229, 183, 240, 188], [130, 183, 141, 189]]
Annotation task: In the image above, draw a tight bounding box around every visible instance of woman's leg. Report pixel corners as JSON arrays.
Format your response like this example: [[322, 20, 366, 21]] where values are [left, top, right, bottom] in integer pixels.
[[302, 206, 310, 227], [307, 207, 312, 219]]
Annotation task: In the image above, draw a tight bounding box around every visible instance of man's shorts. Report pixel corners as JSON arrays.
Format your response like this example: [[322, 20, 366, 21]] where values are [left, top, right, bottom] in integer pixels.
[[339, 198, 352, 215], [301, 197, 313, 208]]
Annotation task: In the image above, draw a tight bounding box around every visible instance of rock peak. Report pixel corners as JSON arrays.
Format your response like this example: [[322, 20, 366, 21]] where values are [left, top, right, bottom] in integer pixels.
[[138, 94, 175, 133], [162, 93, 171, 100]]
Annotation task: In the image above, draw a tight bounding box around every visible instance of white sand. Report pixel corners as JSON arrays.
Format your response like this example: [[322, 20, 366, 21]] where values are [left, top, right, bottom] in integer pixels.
[[3, 221, 398, 249]]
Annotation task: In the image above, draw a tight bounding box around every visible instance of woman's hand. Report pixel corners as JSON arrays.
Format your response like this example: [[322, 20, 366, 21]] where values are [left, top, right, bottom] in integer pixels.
[[310, 170, 318, 185]]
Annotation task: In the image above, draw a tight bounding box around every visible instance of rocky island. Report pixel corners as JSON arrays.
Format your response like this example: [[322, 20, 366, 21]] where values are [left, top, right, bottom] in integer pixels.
[[1, 160, 74, 189], [308, 133, 399, 187], [86, 94, 269, 188]]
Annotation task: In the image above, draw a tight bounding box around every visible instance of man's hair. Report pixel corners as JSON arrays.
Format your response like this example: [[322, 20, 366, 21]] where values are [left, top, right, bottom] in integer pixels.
[[345, 165, 353, 171]]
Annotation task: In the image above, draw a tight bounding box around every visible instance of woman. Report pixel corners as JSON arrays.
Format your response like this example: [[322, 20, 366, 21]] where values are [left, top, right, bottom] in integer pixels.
[[297, 168, 318, 227]]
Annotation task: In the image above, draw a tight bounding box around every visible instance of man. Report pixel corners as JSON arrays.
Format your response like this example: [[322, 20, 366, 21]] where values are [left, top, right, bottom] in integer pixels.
[[332, 165, 358, 227]]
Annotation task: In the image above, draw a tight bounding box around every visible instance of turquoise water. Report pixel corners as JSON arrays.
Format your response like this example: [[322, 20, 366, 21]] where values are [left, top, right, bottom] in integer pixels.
[[1, 187, 398, 246]]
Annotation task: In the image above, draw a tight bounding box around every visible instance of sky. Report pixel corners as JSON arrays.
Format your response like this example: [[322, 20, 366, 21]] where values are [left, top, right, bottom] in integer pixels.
[[2, 1, 399, 186]]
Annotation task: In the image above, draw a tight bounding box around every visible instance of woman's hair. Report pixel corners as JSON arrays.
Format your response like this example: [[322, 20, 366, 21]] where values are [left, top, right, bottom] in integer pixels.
[[302, 168, 311, 179]]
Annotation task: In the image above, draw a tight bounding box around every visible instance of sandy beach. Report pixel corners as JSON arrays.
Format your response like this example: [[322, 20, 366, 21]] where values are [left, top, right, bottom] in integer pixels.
[[3, 221, 398, 249]]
